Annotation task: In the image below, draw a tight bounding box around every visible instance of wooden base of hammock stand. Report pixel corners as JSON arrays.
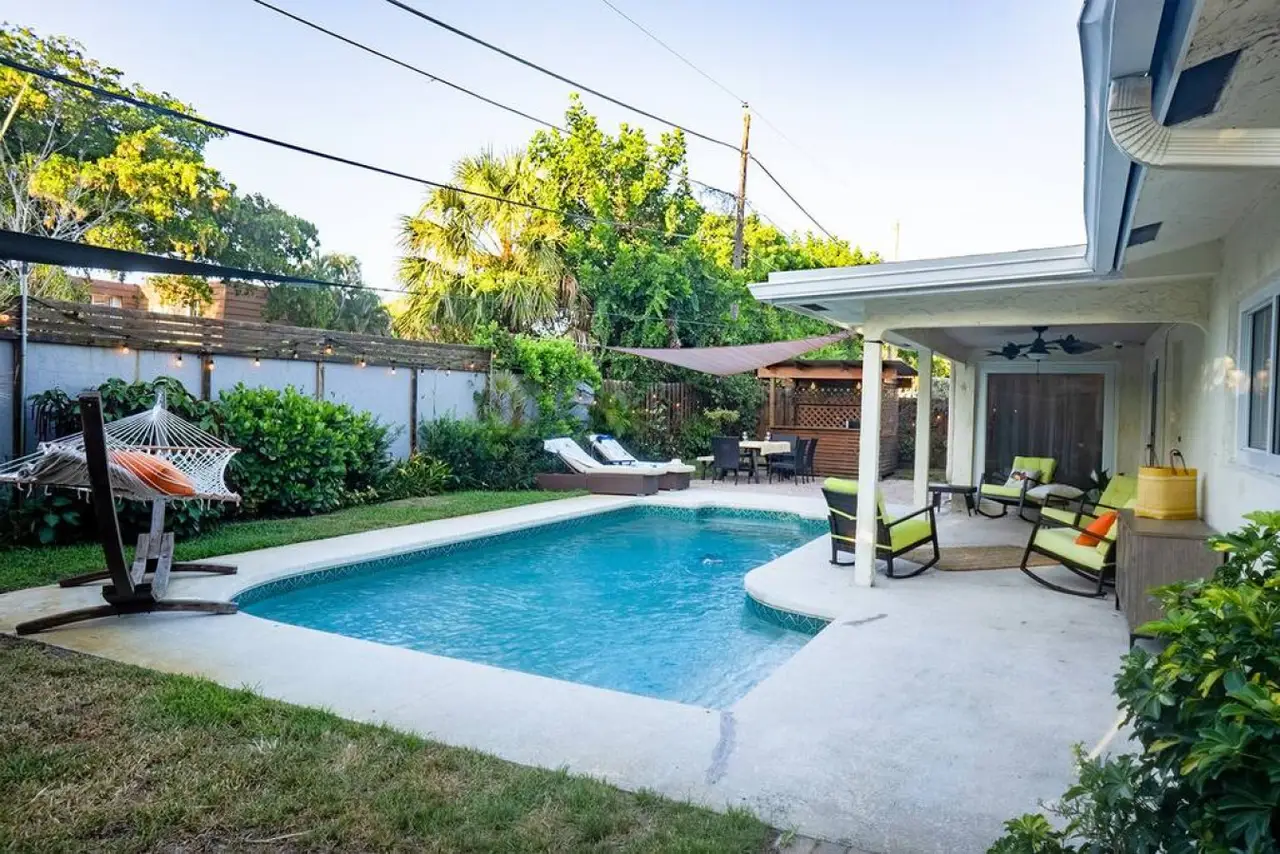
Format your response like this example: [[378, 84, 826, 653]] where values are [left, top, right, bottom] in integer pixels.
[[56, 501, 237, 589], [15, 393, 238, 636]]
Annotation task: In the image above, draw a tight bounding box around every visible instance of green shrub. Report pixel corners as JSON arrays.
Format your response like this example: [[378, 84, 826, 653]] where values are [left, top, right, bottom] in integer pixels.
[[418, 418, 546, 490], [218, 385, 391, 516], [989, 510, 1280, 853], [378, 455, 453, 501], [486, 332, 600, 433]]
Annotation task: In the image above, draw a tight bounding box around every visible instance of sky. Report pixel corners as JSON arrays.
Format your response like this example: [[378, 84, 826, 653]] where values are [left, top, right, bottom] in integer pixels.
[[6, 0, 1088, 294]]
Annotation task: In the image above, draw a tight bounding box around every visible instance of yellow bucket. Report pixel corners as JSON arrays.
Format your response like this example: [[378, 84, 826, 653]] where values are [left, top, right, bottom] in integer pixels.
[[1135, 451, 1198, 520]]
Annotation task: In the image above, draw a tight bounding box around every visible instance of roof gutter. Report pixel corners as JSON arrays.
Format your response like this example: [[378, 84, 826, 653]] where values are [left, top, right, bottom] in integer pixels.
[[1109, 76, 1280, 169]]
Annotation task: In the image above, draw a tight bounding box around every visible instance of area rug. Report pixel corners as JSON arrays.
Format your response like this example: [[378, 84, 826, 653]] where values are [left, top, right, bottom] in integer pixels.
[[901, 545, 1060, 571]]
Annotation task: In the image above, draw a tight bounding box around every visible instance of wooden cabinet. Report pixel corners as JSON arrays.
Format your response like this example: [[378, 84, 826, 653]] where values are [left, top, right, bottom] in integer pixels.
[[1116, 510, 1219, 637]]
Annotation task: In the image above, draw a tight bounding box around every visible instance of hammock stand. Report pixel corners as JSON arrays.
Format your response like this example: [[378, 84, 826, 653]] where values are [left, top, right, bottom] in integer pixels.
[[9, 392, 240, 635]]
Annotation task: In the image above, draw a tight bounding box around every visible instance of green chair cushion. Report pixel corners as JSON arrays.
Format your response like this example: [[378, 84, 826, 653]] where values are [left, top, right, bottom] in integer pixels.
[[822, 477, 886, 517], [1033, 528, 1107, 571], [1040, 506, 1097, 527], [1012, 456, 1057, 483], [980, 483, 1024, 499], [1098, 474, 1137, 508], [886, 516, 932, 551]]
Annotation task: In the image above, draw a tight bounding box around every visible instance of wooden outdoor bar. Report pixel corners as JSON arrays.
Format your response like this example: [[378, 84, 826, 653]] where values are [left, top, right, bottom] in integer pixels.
[[756, 359, 915, 477]]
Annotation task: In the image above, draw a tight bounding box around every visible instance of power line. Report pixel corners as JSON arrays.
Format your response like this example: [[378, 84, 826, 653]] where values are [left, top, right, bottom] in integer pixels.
[[748, 154, 834, 239], [247, 0, 564, 131], [377, 0, 741, 154], [239, 2, 796, 231], [0, 57, 697, 241], [596, 0, 744, 104], [593, 0, 849, 234]]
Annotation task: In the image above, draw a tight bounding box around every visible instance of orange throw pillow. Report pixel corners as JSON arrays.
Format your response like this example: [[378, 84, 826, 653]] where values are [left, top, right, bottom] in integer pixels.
[[111, 451, 197, 497], [1075, 510, 1118, 547]]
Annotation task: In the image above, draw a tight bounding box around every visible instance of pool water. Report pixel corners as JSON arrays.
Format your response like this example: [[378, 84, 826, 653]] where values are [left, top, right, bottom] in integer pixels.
[[241, 507, 825, 707]]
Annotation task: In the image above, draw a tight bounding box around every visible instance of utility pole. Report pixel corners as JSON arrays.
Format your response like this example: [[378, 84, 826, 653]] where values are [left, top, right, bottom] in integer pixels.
[[892, 219, 901, 261], [732, 104, 751, 269]]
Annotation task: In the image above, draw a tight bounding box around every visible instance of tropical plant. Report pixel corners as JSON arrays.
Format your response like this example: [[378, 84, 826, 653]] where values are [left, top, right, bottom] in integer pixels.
[[396, 148, 581, 342], [377, 455, 453, 501]]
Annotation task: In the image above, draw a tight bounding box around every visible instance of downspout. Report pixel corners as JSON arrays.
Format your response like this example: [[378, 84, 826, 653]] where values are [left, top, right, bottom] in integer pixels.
[[1108, 76, 1280, 169]]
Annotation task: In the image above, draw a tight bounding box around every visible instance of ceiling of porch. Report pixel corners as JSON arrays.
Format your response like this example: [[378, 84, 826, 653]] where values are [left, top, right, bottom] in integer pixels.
[[943, 323, 1162, 350]]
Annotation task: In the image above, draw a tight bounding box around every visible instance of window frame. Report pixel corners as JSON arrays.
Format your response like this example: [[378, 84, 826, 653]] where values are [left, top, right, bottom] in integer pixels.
[[1237, 282, 1280, 473]]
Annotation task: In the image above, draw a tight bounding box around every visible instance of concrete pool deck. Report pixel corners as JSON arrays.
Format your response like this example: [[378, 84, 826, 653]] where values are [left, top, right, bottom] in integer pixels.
[[0, 488, 1129, 853]]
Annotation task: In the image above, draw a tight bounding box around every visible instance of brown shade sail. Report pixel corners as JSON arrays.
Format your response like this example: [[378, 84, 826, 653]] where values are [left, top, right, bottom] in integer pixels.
[[608, 331, 853, 376]]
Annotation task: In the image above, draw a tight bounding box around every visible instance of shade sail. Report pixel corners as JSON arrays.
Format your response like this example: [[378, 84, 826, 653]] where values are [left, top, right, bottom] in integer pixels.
[[608, 331, 853, 376]]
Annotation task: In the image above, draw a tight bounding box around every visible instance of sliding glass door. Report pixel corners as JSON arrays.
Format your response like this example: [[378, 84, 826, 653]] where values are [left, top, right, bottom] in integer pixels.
[[984, 372, 1106, 488]]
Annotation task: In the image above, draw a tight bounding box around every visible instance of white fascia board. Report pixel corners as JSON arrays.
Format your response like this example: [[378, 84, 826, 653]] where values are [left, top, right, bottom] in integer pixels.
[[749, 245, 1093, 303]]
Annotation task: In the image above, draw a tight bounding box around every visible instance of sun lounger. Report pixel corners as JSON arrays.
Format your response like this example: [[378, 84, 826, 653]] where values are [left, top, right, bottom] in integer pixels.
[[543, 438, 661, 495], [585, 434, 694, 490]]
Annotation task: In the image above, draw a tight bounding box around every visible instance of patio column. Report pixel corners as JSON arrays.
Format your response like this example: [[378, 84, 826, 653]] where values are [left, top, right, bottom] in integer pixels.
[[854, 338, 883, 587], [913, 348, 932, 507]]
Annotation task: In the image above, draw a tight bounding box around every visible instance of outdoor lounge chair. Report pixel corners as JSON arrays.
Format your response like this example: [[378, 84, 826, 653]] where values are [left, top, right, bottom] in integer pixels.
[[821, 477, 940, 579], [1040, 474, 1138, 528], [585, 434, 694, 490], [977, 456, 1058, 522], [542, 438, 660, 495], [1019, 506, 1118, 598]]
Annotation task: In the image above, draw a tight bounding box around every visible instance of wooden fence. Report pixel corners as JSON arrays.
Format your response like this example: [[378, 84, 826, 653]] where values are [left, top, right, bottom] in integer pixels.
[[1, 297, 489, 371], [600, 379, 701, 432]]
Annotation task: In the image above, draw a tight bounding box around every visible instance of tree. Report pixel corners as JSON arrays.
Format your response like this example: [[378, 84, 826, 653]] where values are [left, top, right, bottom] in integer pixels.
[[395, 148, 578, 343], [263, 254, 391, 335], [0, 27, 344, 311]]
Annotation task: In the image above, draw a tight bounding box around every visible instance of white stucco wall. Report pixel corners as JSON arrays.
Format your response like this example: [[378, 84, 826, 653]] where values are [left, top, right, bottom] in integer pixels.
[[1160, 190, 1280, 531]]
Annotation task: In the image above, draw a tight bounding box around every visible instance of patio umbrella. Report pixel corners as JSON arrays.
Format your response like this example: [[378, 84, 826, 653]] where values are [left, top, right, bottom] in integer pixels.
[[607, 331, 853, 376]]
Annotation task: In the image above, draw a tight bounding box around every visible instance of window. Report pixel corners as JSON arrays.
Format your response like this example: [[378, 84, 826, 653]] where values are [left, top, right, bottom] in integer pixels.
[[1238, 291, 1280, 465], [108, 296, 123, 308]]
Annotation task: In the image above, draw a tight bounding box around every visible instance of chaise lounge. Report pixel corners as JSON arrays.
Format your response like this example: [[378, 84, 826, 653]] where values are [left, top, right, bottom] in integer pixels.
[[585, 434, 694, 490], [542, 438, 662, 495], [821, 477, 940, 579]]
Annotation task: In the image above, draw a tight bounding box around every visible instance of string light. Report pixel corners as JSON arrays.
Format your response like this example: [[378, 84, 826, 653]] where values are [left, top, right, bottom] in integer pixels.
[[253, 355, 261, 367], [390, 363, 397, 375], [291, 350, 299, 359], [358, 355, 367, 368], [324, 343, 334, 356], [121, 342, 130, 355], [175, 352, 183, 366], [206, 357, 216, 371]]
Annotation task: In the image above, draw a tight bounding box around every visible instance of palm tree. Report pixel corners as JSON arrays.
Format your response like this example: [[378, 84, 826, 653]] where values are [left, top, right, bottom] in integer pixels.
[[395, 148, 583, 342]]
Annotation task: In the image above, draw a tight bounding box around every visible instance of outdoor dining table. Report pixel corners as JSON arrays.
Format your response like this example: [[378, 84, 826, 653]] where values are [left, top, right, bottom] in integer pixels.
[[738, 439, 792, 482]]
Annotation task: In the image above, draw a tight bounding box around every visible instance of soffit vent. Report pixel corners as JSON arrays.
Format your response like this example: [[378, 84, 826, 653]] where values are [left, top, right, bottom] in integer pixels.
[[798, 303, 829, 312], [1166, 50, 1240, 126], [1127, 222, 1162, 247]]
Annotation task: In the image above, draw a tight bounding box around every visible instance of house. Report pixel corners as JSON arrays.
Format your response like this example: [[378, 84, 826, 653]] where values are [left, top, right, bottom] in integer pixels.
[[749, 0, 1280, 585], [88, 278, 268, 323]]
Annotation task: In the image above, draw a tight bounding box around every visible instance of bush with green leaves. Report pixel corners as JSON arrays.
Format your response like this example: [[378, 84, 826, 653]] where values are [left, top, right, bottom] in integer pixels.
[[418, 417, 547, 490], [486, 331, 601, 433], [218, 385, 392, 516], [377, 455, 453, 501], [989, 510, 1280, 854]]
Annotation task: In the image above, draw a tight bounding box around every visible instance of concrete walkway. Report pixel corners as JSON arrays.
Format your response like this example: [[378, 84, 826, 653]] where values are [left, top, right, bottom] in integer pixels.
[[0, 487, 1127, 853]]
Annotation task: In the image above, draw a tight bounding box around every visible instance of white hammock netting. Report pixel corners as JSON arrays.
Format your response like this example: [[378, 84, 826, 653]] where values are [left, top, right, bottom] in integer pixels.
[[0, 394, 240, 503]]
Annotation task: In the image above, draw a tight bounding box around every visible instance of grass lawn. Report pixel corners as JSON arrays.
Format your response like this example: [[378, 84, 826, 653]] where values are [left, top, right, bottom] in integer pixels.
[[0, 490, 584, 594], [0, 637, 770, 852]]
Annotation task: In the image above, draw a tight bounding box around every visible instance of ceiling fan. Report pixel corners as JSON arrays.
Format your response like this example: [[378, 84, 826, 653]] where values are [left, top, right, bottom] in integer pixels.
[[987, 326, 1102, 361]]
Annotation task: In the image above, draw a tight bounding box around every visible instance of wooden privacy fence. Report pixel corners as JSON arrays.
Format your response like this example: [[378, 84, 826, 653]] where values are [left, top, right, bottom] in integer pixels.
[[1, 297, 490, 372], [600, 379, 700, 431]]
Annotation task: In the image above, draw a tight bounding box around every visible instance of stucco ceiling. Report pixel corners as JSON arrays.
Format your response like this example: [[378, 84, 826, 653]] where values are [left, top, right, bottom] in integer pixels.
[[1127, 0, 1280, 263]]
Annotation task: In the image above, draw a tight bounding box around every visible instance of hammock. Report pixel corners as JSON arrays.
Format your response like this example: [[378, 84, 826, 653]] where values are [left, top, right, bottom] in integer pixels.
[[0, 391, 240, 503]]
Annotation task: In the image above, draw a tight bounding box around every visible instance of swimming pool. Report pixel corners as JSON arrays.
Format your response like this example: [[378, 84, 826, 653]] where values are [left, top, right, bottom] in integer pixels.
[[239, 506, 826, 707]]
